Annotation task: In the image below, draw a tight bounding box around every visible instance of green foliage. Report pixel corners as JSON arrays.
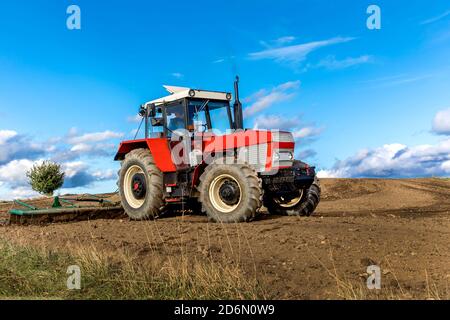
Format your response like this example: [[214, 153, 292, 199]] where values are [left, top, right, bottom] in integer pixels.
[[26, 161, 65, 196]]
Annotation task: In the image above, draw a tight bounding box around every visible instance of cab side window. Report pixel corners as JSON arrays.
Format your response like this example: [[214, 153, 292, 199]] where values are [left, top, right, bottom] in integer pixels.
[[188, 100, 208, 133], [166, 104, 186, 136]]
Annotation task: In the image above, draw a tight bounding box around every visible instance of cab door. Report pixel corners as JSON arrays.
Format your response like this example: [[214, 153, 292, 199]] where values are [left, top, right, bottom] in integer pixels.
[[165, 100, 191, 170]]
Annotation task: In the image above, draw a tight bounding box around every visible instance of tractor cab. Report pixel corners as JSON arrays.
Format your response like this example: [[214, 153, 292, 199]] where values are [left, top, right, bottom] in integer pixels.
[[141, 85, 238, 139]]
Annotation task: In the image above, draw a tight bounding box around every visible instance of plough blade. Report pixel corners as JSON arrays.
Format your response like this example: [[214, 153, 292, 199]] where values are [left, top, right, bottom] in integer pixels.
[[9, 206, 124, 225]]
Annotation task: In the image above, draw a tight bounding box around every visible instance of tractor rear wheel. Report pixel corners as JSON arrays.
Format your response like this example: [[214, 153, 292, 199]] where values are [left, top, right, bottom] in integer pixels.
[[199, 160, 263, 223], [118, 148, 163, 220], [264, 176, 321, 217]]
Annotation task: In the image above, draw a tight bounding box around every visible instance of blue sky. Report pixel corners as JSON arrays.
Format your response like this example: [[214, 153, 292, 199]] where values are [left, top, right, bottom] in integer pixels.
[[1, 0, 450, 199]]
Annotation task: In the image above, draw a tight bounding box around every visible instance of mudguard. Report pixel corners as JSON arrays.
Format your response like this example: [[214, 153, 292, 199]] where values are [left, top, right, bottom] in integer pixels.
[[114, 139, 177, 172]]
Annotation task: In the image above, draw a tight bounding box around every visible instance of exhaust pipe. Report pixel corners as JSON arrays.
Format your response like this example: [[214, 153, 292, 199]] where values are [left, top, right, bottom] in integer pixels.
[[233, 76, 244, 130]]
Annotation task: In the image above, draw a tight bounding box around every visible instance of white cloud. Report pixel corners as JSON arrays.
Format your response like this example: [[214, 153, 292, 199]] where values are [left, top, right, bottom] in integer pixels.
[[53, 141, 116, 162], [432, 108, 450, 135], [0, 131, 48, 165], [292, 126, 324, 140], [362, 73, 436, 88], [0, 130, 18, 144], [274, 36, 296, 46], [67, 130, 123, 144], [442, 160, 450, 173], [212, 55, 235, 64], [420, 10, 450, 25], [260, 36, 297, 48], [92, 169, 116, 180], [70, 143, 92, 153], [0, 159, 36, 186], [441, 160, 450, 174], [68, 142, 114, 154], [61, 128, 123, 161], [244, 81, 300, 117], [62, 161, 116, 189], [318, 139, 450, 178], [254, 115, 323, 139], [316, 55, 373, 70], [249, 37, 355, 64], [171, 72, 184, 79], [253, 115, 300, 130], [127, 114, 142, 123], [383, 75, 434, 86], [316, 170, 336, 178], [0, 186, 40, 201], [63, 161, 88, 178], [11, 187, 39, 199]]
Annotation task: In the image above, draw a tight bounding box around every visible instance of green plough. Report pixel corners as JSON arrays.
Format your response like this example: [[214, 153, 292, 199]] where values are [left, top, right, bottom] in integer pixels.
[[8, 195, 124, 225]]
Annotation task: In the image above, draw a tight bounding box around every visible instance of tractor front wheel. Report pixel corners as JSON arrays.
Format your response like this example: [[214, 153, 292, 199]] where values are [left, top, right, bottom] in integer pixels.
[[199, 160, 263, 223], [264, 176, 321, 217], [118, 148, 163, 220]]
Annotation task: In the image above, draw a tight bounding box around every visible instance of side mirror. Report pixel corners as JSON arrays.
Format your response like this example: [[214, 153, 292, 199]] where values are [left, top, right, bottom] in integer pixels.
[[151, 117, 164, 127], [138, 105, 146, 117], [139, 104, 159, 118]]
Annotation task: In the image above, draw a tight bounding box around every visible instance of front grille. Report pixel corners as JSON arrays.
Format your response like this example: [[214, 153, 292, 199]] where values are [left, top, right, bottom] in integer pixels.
[[237, 143, 268, 172], [236, 131, 295, 172]]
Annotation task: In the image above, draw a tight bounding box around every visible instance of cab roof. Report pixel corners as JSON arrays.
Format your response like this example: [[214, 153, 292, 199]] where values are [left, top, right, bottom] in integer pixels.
[[146, 86, 232, 106]]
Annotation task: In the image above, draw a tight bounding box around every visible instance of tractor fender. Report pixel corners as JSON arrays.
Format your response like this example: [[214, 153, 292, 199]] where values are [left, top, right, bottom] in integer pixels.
[[114, 139, 177, 172]]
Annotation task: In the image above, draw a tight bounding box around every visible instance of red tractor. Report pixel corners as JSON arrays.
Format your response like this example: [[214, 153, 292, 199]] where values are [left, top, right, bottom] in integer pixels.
[[115, 77, 320, 223]]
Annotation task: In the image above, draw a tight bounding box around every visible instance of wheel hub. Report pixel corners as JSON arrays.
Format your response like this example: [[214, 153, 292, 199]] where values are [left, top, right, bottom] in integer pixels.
[[209, 174, 243, 213], [219, 180, 241, 206], [131, 173, 146, 199], [275, 190, 304, 208]]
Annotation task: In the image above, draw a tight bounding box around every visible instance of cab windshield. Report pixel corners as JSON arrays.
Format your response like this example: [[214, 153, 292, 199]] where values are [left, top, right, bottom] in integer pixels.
[[188, 100, 233, 135]]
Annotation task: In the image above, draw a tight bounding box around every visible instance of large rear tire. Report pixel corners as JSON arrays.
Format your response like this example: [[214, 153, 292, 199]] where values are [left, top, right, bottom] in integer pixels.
[[264, 167, 321, 217], [199, 159, 263, 223], [118, 148, 163, 220]]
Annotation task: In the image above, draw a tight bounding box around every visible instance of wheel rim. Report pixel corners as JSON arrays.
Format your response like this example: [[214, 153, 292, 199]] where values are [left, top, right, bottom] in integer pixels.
[[275, 190, 304, 208], [123, 165, 147, 209], [209, 174, 242, 213]]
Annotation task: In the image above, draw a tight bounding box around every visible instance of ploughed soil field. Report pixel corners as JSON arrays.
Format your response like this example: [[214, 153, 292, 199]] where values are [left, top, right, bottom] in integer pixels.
[[0, 178, 449, 299]]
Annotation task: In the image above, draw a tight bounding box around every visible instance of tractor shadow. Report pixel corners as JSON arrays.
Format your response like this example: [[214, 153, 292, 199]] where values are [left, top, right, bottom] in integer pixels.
[[157, 205, 285, 223], [255, 213, 285, 222]]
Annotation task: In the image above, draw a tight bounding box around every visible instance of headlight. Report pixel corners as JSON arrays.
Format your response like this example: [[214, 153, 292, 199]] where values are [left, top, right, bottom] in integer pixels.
[[189, 89, 196, 97], [273, 151, 294, 162]]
